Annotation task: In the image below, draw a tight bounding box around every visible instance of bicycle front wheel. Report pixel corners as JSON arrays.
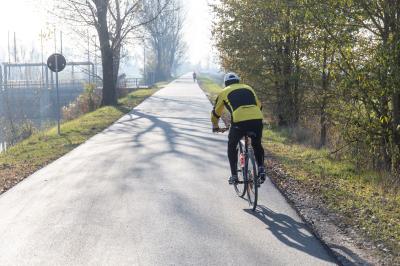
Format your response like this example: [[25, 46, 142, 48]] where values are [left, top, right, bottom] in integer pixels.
[[246, 149, 258, 211], [234, 141, 246, 197]]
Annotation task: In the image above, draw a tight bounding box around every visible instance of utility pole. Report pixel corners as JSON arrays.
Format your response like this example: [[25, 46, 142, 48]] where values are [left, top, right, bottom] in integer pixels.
[[87, 29, 91, 84], [54, 29, 57, 53], [7, 31, 10, 79], [7, 32, 11, 65], [60, 31, 63, 54], [41, 30, 44, 87], [143, 39, 146, 86], [4, 31, 17, 143], [93, 35, 97, 85], [13, 32, 17, 63], [54, 29, 61, 135]]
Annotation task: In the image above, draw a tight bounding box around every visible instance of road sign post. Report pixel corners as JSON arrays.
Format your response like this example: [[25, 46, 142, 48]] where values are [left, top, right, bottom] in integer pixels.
[[47, 53, 66, 135]]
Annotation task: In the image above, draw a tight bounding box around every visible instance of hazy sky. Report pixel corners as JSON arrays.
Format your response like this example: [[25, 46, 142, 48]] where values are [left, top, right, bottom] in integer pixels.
[[0, 0, 47, 41], [0, 0, 214, 65], [183, 0, 214, 65]]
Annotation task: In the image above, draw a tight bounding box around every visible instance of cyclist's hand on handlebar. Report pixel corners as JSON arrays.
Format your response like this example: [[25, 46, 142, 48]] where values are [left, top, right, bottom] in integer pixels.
[[213, 127, 230, 133]]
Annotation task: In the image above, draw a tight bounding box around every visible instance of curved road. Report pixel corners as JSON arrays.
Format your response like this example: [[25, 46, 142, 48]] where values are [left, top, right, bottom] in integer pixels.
[[0, 75, 336, 265]]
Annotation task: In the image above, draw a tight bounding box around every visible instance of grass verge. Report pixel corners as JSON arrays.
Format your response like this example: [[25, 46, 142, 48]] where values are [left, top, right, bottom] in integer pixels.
[[0, 85, 162, 194], [198, 75, 399, 262], [198, 76, 222, 103]]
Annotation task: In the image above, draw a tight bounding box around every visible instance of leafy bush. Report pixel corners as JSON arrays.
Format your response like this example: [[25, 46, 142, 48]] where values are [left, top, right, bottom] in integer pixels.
[[62, 83, 101, 121]]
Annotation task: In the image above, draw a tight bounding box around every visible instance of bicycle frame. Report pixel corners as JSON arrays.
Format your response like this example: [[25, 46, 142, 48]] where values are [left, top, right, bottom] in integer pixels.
[[243, 134, 258, 210], [215, 127, 258, 210]]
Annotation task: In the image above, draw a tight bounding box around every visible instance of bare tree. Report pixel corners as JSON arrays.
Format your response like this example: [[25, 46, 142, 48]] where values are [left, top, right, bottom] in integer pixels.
[[142, 0, 186, 82], [54, 0, 166, 105]]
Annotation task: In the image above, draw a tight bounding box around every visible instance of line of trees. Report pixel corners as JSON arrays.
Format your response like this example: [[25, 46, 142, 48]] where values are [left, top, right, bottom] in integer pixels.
[[54, 0, 185, 105], [212, 0, 400, 176], [141, 0, 186, 82]]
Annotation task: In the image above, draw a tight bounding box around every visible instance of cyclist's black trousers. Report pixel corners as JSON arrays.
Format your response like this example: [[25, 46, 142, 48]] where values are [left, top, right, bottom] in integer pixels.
[[228, 119, 265, 176]]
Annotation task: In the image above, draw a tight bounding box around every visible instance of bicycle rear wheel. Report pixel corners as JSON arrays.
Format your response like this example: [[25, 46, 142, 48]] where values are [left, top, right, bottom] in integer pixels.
[[234, 141, 246, 197], [246, 149, 258, 211]]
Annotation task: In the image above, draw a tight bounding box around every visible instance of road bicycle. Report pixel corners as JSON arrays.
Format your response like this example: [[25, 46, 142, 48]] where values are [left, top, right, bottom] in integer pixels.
[[215, 128, 259, 211]]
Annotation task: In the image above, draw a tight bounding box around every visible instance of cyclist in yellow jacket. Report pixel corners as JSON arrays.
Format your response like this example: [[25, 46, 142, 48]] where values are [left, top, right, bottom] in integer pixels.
[[211, 72, 266, 185]]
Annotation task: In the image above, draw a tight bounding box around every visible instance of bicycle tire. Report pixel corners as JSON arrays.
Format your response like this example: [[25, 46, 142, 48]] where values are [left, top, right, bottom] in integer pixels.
[[246, 148, 258, 211], [234, 141, 246, 197]]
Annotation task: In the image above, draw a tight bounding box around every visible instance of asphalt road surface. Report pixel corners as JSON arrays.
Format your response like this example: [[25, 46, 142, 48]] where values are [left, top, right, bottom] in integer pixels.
[[0, 74, 337, 265]]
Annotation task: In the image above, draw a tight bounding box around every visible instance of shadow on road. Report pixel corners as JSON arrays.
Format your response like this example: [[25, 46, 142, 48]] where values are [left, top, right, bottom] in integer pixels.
[[244, 205, 338, 264], [93, 93, 229, 174]]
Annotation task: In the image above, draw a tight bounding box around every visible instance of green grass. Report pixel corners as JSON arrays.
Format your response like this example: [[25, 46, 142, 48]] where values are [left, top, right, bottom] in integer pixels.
[[153, 81, 171, 88], [0, 87, 160, 193], [265, 128, 399, 255], [198, 76, 223, 102], [198, 74, 400, 259]]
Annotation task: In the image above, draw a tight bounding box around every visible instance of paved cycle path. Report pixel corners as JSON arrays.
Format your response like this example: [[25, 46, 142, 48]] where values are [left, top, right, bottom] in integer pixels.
[[0, 74, 336, 265]]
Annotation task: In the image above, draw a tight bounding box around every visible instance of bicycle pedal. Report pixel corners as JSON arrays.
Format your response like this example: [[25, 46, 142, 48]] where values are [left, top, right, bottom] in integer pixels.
[[228, 178, 238, 185]]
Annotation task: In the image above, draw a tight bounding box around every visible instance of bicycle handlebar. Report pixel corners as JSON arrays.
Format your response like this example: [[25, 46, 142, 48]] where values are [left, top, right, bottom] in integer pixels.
[[213, 127, 230, 133]]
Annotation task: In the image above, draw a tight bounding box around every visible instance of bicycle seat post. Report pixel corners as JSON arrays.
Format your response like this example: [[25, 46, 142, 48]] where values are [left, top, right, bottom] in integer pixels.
[[245, 131, 256, 146]]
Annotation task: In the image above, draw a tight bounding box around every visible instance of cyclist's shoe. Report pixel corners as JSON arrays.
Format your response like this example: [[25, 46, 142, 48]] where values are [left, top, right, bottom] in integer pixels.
[[228, 175, 238, 185], [258, 166, 266, 184]]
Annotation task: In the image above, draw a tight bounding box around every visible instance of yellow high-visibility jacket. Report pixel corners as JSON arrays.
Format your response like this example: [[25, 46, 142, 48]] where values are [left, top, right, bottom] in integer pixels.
[[211, 83, 263, 127]]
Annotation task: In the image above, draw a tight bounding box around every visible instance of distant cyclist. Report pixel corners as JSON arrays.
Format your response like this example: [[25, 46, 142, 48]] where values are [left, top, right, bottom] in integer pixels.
[[211, 72, 266, 185], [193, 72, 197, 82]]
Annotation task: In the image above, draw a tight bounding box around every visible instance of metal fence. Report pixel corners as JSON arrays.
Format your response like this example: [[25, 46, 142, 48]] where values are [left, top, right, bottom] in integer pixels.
[[0, 61, 149, 152], [0, 81, 85, 152], [117, 77, 148, 89]]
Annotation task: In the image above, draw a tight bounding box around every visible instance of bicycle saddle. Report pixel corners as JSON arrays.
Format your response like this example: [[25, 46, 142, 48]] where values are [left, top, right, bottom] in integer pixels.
[[246, 131, 257, 137]]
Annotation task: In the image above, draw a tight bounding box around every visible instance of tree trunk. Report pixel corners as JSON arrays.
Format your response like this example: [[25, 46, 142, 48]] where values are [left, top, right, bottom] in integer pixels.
[[389, 0, 400, 175], [96, 1, 117, 106], [156, 43, 164, 82], [281, 37, 292, 126], [320, 39, 329, 148], [282, 6, 295, 126], [283, 33, 291, 124], [100, 44, 116, 106], [292, 32, 301, 125], [113, 47, 121, 95], [274, 44, 286, 126], [392, 92, 400, 174], [112, 0, 121, 97], [320, 106, 327, 148]]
